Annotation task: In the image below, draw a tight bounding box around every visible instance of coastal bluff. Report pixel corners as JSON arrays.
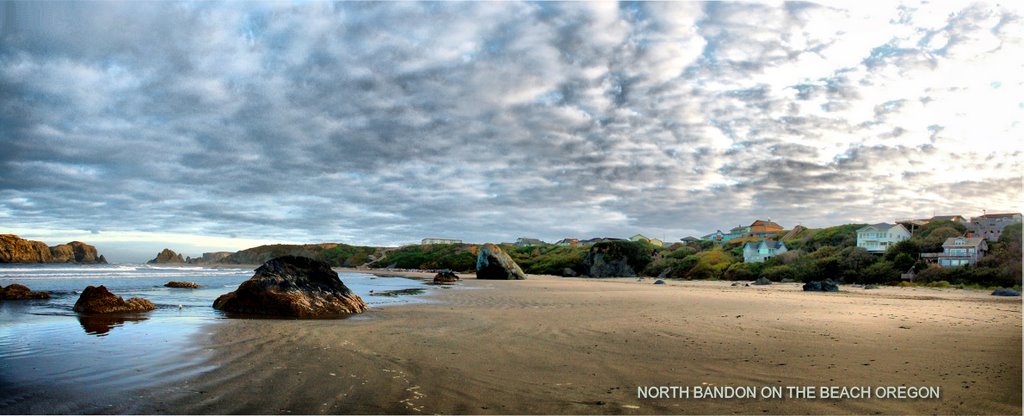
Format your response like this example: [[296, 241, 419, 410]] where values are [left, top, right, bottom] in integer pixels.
[[0, 234, 107, 264], [213, 256, 368, 317]]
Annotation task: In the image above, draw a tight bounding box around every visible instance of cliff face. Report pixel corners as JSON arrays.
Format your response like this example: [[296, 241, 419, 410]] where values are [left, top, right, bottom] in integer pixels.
[[219, 244, 341, 265], [148, 248, 185, 264], [0, 234, 107, 264], [0, 234, 53, 263], [186, 251, 233, 264]]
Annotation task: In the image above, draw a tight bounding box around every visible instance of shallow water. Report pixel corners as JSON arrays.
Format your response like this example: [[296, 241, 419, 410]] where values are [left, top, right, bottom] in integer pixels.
[[0, 264, 434, 413]]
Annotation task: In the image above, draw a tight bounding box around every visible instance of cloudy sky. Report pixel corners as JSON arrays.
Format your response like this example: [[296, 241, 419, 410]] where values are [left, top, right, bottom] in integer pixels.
[[1, 1, 1021, 262]]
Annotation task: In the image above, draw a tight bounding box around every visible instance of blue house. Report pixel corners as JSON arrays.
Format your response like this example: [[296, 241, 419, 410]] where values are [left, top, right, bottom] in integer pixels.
[[743, 240, 788, 263]]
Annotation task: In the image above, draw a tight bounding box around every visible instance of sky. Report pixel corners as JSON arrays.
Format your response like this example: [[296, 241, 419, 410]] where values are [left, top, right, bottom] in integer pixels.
[[1, 1, 1021, 263]]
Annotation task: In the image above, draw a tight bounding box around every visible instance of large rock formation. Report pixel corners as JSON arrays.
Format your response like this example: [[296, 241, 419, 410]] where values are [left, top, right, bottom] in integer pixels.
[[50, 241, 104, 263], [1, 234, 54, 263], [213, 256, 368, 317], [0, 234, 106, 264], [0, 284, 51, 300], [580, 241, 651, 277], [73, 285, 157, 313], [476, 243, 526, 280], [148, 248, 185, 264]]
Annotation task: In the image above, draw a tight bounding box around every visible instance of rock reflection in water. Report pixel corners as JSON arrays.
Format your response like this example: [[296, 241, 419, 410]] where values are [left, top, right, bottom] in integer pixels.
[[77, 314, 149, 336]]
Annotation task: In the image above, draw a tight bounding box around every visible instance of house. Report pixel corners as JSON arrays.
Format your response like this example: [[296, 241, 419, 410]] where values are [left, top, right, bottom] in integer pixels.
[[700, 230, 724, 242], [650, 239, 664, 247], [630, 234, 650, 243], [743, 240, 788, 263], [934, 237, 988, 267], [968, 213, 1022, 242], [722, 225, 749, 242], [555, 238, 579, 247], [421, 238, 462, 245], [515, 237, 546, 247], [749, 219, 783, 238], [856, 223, 911, 253]]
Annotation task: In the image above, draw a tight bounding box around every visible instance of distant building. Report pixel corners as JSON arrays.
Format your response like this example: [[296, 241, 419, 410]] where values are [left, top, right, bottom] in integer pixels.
[[722, 225, 749, 242], [749, 219, 784, 238], [856, 223, 911, 253], [580, 237, 623, 245], [555, 238, 579, 247], [701, 230, 725, 242], [629, 234, 649, 243], [650, 239, 664, 247], [515, 237, 546, 247], [421, 238, 462, 245], [743, 240, 788, 263], [933, 237, 989, 267], [969, 213, 1022, 242]]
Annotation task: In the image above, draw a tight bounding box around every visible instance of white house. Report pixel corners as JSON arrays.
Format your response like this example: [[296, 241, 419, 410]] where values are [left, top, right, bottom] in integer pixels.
[[856, 223, 911, 253], [743, 240, 788, 263]]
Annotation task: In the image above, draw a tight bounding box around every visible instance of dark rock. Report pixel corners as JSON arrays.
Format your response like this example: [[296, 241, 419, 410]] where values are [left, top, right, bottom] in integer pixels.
[[654, 279, 665, 285], [991, 289, 1021, 297], [562, 267, 577, 277], [73, 285, 156, 313], [97, 255, 108, 264], [0, 284, 51, 300], [49, 241, 102, 263], [802, 279, 839, 292], [433, 270, 460, 284], [213, 256, 368, 317], [370, 288, 426, 297], [165, 281, 200, 289], [864, 284, 879, 290], [476, 244, 526, 280], [731, 282, 741, 286], [148, 248, 185, 264], [753, 277, 772, 285], [580, 241, 649, 277]]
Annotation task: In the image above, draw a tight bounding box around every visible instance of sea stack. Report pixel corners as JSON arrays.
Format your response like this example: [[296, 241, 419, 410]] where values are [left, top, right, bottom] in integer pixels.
[[73, 285, 157, 313], [148, 248, 185, 264], [213, 255, 368, 317], [476, 243, 526, 280]]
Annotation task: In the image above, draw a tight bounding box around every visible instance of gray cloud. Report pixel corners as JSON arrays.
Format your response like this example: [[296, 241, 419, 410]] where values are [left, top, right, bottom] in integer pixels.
[[0, 1, 1021, 260]]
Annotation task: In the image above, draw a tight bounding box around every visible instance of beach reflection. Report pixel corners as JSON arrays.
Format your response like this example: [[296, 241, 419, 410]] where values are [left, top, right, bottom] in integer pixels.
[[77, 314, 149, 336]]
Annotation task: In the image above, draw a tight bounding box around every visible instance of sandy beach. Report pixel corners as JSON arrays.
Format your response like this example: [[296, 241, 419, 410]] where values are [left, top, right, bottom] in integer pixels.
[[157, 274, 1021, 414]]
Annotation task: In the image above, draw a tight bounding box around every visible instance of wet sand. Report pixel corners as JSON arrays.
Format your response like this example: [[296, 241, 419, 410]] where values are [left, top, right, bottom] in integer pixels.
[[161, 275, 1021, 414]]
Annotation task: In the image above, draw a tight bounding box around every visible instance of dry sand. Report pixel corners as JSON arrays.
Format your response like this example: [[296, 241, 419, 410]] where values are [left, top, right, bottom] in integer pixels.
[[161, 275, 1021, 414]]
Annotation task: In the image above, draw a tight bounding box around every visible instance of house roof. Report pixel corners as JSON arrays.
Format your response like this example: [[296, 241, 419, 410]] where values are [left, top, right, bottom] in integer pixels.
[[930, 215, 965, 222], [743, 240, 786, 250], [859, 223, 899, 231], [976, 212, 1022, 219], [750, 219, 781, 228], [942, 237, 987, 248]]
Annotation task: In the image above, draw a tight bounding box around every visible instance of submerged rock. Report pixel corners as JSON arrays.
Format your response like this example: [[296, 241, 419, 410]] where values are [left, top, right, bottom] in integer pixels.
[[165, 281, 200, 289], [73, 285, 156, 313], [213, 255, 368, 317], [991, 289, 1021, 297], [476, 244, 526, 280], [433, 270, 460, 284], [0, 284, 51, 300], [802, 279, 839, 292]]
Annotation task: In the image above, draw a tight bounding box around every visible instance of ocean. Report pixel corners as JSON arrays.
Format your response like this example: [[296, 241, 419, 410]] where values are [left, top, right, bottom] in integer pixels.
[[0, 263, 435, 413]]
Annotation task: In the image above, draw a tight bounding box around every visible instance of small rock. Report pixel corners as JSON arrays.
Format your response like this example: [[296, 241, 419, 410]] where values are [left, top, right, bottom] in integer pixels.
[[74, 285, 156, 314], [165, 281, 200, 289], [991, 289, 1021, 297], [802, 279, 839, 292], [654, 279, 665, 285], [0, 284, 51, 300], [432, 270, 460, 284], [753, 277, 771, 285]]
